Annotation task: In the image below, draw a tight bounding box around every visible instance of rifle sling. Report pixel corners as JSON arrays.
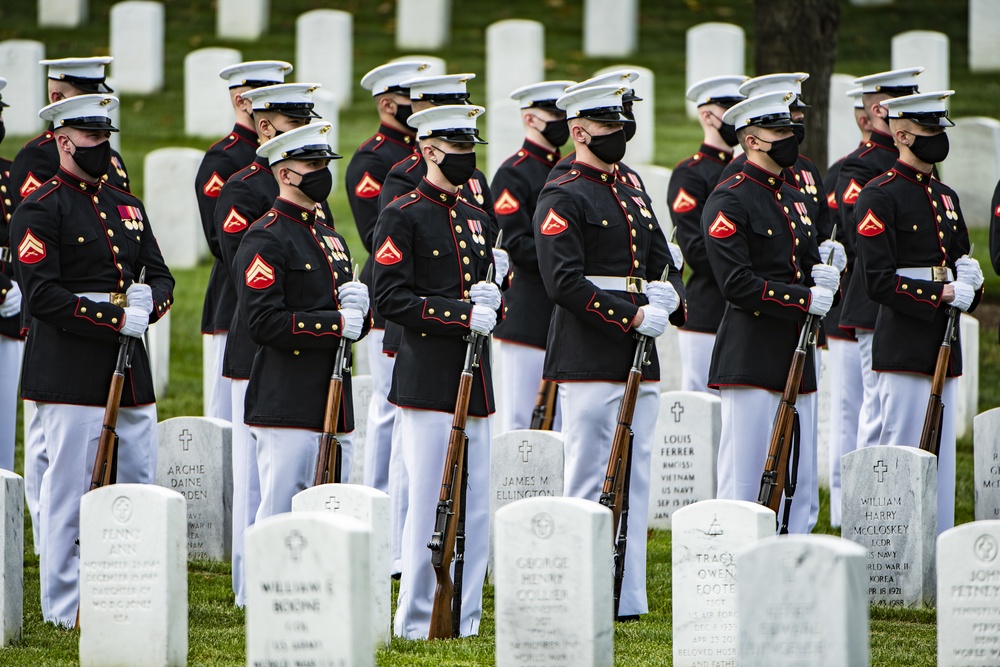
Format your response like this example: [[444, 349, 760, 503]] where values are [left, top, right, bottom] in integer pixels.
[[778, 409, 801, 535]]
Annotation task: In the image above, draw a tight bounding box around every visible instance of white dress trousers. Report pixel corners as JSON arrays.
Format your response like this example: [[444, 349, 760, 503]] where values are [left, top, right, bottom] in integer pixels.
[[677, 329, 718, 395], [393, 409, 490, 639], [203, 332, 232, 422], [717, 385, 817, 535], [498, 340, 561, 433], [388, 406, 406, 576], [37, 401, 157, 627], [230, 378, 260, 607], [827, 338, 862, 526], [363, 328, 396, 494], [559, 380, 659, 617], [23, 399, 47, 555], [856, 330, 882, 450], [876, 371, 956, 534]]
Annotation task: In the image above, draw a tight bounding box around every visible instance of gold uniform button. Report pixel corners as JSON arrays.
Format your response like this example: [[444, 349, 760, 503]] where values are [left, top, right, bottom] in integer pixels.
[[464, 290, 470, 298], [305, 263, 311, 269], [113, 245, 120, 253], [433, 250, 439, 256], [783, 207, 789, 213], [111, 318, 118, 324], [631, 229, 636, 237], [913, 225, 919, 231], [767, 229, 773, 236], [776, 193, 782, 200], [916, 174, 923, 181], [78, 236, 85, 243], [628, 214, 634, 222], [119, 280, 125, 287], [797, 271, 802, 279], [116, 263, 123, 269], [444, 310, 451, 317], [768, 290, 775, 296], [479, 249, 485, 256], [931, 295, 937, 300], [464, 273, 471, 281], [451, 211, 457, 219], [455, 225, 463, 233], [594, 302, 600, 308], [783, 294, 789, 300], [332, 324, 338, 331], [927, 187, 933, 194], [460, 314, 467, 321], [633, 260, 639, 268], [902, 283, 908, 289], [80, 307, 87, 313], [428, 308, 435, 315], [293, 350, 300, 355], [939, 231, 945, 238], [622, 318, 628, 324], [936, 216, 942, 222], [93, 196, 99, 204], [791, 222, 796, 229], [3, 199, 8, 207], [315, 323, 322, 330], [298, 322, 305, 328], [933, 201, 938, 208], [799, 298, 805, 304], [917, 289, 923, 295], [96, 312, 103, 318], [107, 229, 114, 237], [463, 257, 470, 265], [459, 241, 467, 249], [632, 244, 637, 252], [602, 220, 608, 226], [795, 238, 800, 246], [608, 309, 614, 315]]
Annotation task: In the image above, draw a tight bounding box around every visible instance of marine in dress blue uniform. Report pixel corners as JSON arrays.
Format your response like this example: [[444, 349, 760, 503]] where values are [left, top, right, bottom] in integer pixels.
[[196, 60, 292, 422], [235, 121, 369, 524], [669, 75, 745, 394], [535, 85, 686, 619], [490, 79, 574, 432], [372, 105, 501, 639], [855, 91, 982, 534], [10, 95, 174, 627], [702, 91, 845, 535]]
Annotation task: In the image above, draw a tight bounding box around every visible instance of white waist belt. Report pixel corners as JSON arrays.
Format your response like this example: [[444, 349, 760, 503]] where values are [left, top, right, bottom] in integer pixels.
[[896, 266, 953, 283], [77, 291, 128, 306], [587, 275, 646, 293]]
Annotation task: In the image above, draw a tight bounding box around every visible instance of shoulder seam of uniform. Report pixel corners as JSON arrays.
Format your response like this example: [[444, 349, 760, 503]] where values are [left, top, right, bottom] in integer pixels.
[[553, 171, 581, 186]]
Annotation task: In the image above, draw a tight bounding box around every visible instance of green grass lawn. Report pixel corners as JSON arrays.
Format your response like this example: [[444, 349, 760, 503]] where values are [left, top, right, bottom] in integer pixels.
[[0, 0, 997, 664]]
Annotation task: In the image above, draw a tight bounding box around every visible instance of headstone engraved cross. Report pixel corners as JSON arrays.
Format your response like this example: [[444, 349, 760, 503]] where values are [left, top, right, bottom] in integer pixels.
[[671, 401, 684, 422], [519, 440, 531, 463], [179, 429, 192, 452], [874, 460, 888, 483]]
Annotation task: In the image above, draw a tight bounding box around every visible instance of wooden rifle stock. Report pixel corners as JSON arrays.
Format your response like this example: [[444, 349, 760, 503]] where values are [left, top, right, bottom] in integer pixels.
[[313, 338, 348, 486], [529, 379, 557, 430], [919, 305, 959, 458]]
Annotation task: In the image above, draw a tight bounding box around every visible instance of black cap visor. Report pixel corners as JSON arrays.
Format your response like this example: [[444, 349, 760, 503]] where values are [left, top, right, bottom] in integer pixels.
[[748, 112, 802, 129], [424, 127, 487, 145], [258, 102, 320, 119], [58, 116, 119, 132], [53, 75, 114, 94], [867, 85, 920, 96], [622, 89, 643, 103], [894, 111, 954, 128], [698, 96, 744, 109], [276, 143, 342, 162], [574, 105, 635, 124], [413, 91, 471, 104]]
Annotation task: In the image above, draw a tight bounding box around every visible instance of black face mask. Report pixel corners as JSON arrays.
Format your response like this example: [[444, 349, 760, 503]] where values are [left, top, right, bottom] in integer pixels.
[[791, 124, 806, 144], [288, 167, 333, 203], [70, 139, 112, 179], [715, 117, 739, 147], [0, 121, 5, 147], [759, 134, 799, 169], [541, 119, 570, 148], [434, 149, 477, 186], [585, 128, 628, 165], [393, 103, 413, 128], [622, 109, 637, 142], [909, 131, 949, 164]]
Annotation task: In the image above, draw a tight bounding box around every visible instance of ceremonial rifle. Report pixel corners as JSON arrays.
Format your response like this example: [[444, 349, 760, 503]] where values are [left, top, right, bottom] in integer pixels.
[[600, 264, 669, 620], [757, 229, 837, 533], [918, 244, 970, 458], [529, 379, 558, 430], [314, 265, 357, 486], [427, 264, 493, 639]]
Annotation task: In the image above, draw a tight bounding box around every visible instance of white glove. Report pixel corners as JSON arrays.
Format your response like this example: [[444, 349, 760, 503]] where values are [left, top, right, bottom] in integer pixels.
[[0, 282, 21, 319], [126, 282, 153, 315], [492, 248, 510, 285], [645, 280, 680, 314], [470, 281, 501, 311], [955, 256, 984, 290], [807, 286, 834, 316], [470, 304, 497, 335], [668, 242, 684, 270], [337, 280, 370, 314], [339, 308, 364, 340], [634, 304, 669, 338], [950, 281, 974, 312], [811, 263, 841, 292], [818, 239, 848, 273], [121, 306, 149, 338]]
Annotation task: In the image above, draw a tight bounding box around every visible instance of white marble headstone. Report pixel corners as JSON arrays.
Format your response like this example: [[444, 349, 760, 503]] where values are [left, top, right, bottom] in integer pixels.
[[629, 164, 672, 232], [348, 374, 373, 485], [184, 47, 240, 139], [110, 1, 164, 95], [79, 485, 187, 667], [0, 40, 45, 137], [969, 0, 1000, 72], [38, 0, 87, 27], [737, 534, 869, 666], [816, 351, 831, 488], [891, 30, 949, 93], [583, 0, 637, 58], [148, 309, 169, 399], [649, 391, 720, 529], [144, 148, 207, 268], [956, 313, 980, 438], [486, 19, 544, 106], [671, 499, 773, 667], [486, 99, 525, 181], [595, 65, 654, 166], [974, 408, 1000, 521], [841, 445, 937, 607], [685, 23, 745, 119], [396, 0, 451, 51], [489, 430, 564, 578], [155, 417, 232, 561], [656, 324, 682, 393], [828, 73, 859, 166], [292, 484, 390, 648], [0, 471, 22, 646], [494, 497, 613, 667], [937, 520, 1000, 667], [217, 0, 268, 41], [246, 513, 372, 667], [944, 118, 1000, 230], [296, 10, 353, 109]]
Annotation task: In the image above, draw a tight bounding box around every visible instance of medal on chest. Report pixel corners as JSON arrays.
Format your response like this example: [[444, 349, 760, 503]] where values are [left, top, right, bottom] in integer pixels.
[[467, 178, 484, 205], [631, 195, 653, 219], [468, 218, 485, 245], [793, 201, 811, 227], [941, 194, 957, 221], [117, 205, 144, 232]]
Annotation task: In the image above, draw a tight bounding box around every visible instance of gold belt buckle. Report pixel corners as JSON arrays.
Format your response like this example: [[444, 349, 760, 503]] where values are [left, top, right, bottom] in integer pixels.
[[626, 276, 642, 294], [110, 292, 128, 307], [932, 266, 948, 283]]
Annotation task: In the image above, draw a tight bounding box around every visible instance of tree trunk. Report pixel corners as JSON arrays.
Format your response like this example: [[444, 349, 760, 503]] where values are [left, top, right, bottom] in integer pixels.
[[754, 0, 841, 174]]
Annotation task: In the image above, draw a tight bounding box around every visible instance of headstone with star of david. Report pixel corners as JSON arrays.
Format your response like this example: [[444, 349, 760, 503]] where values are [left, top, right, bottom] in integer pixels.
[[246, 513, 372, 667], [648, 391, 721, 530], [155, 417, 233, 562], [291, 484, 390, 647], [670, 499, 774, 667], [974, 407, 1000, 521], [736, 534, 869, 667], [936, 520, 1000, 666], [494, 497, 613, 667], [79, 484, 187, 667], [841, 445, 937, 607], [489, 429, 564, 580]]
